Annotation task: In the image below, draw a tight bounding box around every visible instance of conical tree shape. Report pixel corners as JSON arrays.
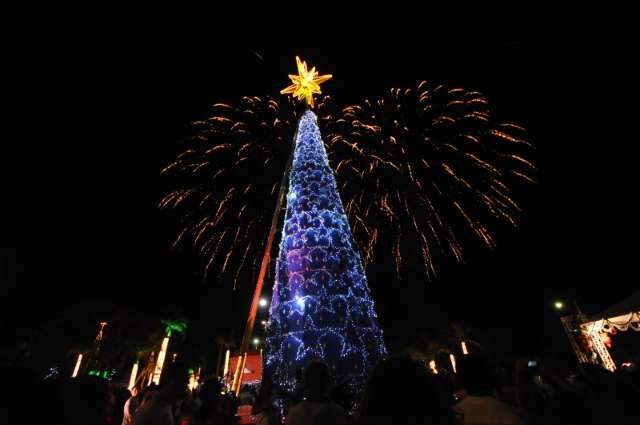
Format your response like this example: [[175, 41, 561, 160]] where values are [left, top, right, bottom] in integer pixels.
[[265, 111, 387, 393]]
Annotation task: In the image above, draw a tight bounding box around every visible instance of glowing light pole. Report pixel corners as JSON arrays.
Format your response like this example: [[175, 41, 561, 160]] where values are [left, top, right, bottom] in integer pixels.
[[223, 349, 230, 379], [72, 354, 83, 378], [128, 361, 139, 390], [152, 336, 170, 385], [461, 341, 469, 355]]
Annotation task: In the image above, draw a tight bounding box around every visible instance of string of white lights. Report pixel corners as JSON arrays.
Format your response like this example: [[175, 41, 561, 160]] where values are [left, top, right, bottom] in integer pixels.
[[265, 111, 387, 393]]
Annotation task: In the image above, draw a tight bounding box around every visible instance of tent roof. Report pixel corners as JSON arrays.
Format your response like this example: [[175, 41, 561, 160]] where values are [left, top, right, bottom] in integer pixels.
[[590, 290, 640, 322]]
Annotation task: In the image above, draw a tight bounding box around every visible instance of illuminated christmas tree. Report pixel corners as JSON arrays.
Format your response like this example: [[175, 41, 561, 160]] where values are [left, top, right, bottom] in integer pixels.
[[265, 75, 387, 392], [163, 54, 536, 395]]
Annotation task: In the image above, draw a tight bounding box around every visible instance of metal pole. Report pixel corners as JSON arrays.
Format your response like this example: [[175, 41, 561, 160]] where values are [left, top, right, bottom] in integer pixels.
[[232, 116, 300, 393]]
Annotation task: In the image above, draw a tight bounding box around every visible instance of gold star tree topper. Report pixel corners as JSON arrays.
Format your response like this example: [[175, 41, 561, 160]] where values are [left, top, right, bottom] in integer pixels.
[[280, 56, 332, 108]]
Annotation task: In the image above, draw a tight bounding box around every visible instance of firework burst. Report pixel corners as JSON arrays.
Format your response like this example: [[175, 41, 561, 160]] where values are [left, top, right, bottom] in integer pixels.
[[161, 97, 293, 287], [161, 96, 332, 287], [323, 81, 535, 278], [161, 82, 534, 284]]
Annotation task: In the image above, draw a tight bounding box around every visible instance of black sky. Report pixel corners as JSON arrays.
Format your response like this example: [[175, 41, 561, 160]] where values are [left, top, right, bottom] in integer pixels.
[[3, 31, 638, 365]]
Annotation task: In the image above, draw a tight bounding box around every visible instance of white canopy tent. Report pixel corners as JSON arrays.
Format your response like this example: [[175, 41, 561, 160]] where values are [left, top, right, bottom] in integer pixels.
[[573, 291, 640, 371]]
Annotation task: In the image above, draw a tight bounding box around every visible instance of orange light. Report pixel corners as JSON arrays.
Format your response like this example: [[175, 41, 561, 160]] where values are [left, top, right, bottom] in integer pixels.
[[461, 341, 469, 355], [188, 368, 198, 391]]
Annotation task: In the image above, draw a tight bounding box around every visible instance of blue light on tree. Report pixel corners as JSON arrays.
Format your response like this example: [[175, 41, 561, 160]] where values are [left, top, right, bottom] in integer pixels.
[[265, 110, 387, 393]]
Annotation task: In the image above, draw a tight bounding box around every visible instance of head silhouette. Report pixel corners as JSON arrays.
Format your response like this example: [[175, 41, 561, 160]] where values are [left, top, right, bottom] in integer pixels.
[[303, 361, 331, 399], [458, 353, 496, 396], [360, 357, 454, 425]]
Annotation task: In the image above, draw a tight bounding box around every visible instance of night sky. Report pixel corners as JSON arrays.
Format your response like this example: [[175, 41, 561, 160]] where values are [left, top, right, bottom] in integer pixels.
[[3, 33, 637, 369]]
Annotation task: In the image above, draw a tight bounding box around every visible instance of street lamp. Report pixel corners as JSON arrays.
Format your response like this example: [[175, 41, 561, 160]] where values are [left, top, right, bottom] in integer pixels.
[[253, 338, 260, 346], [554, 300, 564, 310], [259, 298, 268, 308]]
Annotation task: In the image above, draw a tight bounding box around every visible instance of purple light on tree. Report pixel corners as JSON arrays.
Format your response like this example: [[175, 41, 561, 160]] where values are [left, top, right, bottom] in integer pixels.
[[265, 110, 387, 394]]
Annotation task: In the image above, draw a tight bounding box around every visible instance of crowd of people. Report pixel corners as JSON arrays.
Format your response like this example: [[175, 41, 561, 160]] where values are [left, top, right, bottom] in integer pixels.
[[2, 352, 639, 424]]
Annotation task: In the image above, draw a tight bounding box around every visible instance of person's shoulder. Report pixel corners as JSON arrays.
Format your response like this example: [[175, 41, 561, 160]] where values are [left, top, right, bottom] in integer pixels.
[[214, 411, 236, 425], [320, 402, 347, 424], [326, 402, 346, 413], [287, 402, 307, 417], [487, 397, 526, 424], [453, 395, 474, 411], [309, 402, 345, 418], [286, 403, 306, 425], [490, 396, 519, 411]]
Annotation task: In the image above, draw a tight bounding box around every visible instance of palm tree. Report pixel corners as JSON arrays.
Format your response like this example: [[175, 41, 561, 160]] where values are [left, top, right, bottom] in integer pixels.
[[151, 319, 189, 384]]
